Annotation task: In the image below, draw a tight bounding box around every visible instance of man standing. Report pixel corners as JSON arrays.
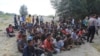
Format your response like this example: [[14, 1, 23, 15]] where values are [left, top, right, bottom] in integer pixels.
[[97, 15, 100, 29], [40, 16, 43, 24], [36, 16, 39, 24], [87, 14, 97, 43], [14, 15, 18, 30], [26, 15, 32, 32], [71, 18, 75, 28], [32, 16, 35, 25], [20, 16, 25, 26]]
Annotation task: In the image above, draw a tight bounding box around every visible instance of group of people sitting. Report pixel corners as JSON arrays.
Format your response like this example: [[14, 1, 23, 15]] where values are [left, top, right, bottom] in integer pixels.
[[6, 15, 89, 56]]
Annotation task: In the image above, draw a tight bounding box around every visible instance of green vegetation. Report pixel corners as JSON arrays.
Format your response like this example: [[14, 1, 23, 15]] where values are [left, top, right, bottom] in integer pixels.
[[0, 11, 14, 20], [19, 5, 28, 17], [51, 0, 100, 19], [0, 14, 13, 20]]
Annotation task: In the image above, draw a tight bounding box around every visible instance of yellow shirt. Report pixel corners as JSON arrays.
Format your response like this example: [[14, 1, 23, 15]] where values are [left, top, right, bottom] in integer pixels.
[[26, 17, 32, 23]]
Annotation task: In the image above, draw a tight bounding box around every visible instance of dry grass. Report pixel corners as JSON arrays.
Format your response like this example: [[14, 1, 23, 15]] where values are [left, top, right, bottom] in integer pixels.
[[92, 44, 100, 52]]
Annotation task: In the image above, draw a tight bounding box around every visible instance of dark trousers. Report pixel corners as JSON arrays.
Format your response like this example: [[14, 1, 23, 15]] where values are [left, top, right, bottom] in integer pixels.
[[87, 26, 95, 42], [35, 49, 44, 56]]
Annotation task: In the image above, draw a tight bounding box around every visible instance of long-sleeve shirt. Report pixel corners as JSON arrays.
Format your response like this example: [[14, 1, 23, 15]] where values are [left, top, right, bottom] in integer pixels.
[[23, 45, 35, 56]]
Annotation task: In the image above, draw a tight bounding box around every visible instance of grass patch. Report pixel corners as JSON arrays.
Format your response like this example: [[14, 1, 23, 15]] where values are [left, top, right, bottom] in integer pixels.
[[0, 14, 13, 20], [92, 44, 100, 52], [0, 30, 2, 32]]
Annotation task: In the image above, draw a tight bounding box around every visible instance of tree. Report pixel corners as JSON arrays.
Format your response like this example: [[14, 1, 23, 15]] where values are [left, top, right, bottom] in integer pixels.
[[19, 5, 28, 17], [51, 0, 100, 19], [0, 11, 4, 15]]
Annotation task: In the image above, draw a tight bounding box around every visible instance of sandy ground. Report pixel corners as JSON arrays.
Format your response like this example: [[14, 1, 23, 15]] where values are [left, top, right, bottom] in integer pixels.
[[0, 17, 100, 56]]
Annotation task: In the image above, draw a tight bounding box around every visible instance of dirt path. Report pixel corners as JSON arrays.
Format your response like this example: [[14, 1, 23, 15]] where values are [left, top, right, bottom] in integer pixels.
[[55, 43, 100, 56]]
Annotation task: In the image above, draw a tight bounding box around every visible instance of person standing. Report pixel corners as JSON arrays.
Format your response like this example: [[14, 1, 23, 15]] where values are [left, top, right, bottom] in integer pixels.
[[20, 16, 26, 24], [26, 15, 32, 33], [87, 14, 97, 43], [71, 18, 75, 28], [17, 15, 21, 30], [32, 16, 35, 25], [40, 16, 43, 24], [14, 15, 18, 30], [36, 16, 39, 24], [82, 16, 88, 28], [97, 15, 100, 29]]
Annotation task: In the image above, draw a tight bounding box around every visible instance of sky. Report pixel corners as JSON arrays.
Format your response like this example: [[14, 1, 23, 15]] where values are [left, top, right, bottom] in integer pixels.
[[0, 0, 55, 16]]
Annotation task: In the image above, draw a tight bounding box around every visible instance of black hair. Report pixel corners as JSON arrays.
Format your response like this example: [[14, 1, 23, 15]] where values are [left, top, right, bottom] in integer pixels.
[[27, 40, 32, 44], [56, 37, 61, 42], [19, 31, 23, 34], [9, 24, 12, 27], [29, 14, 31, 17], [46, 33, 51, 37], [22, 35, 26, 38], [67, 34, 71, 38], [73, 28, 77, 32]]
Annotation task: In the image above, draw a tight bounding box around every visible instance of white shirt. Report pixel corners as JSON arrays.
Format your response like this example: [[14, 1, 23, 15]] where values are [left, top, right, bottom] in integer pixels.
[[20, 17, 23, 22], [40, 17, 43, 21], [72, 19, 74, 24], [98, 17, 100, 26], [88, 18, 97, 26]]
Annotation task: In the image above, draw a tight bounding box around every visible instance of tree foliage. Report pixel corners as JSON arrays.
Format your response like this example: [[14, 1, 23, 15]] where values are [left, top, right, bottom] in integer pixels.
[[51, 0, 100, 19], [19, 5, 28, 17]]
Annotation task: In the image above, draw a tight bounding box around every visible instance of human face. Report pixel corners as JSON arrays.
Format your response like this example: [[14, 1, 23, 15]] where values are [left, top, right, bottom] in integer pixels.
[[29, 41, 33, 46], [47, 35, 52, 40]]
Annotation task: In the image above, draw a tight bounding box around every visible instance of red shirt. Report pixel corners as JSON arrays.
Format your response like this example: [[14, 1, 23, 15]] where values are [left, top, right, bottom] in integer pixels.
[[7, 27, 13, 32], [17, 34, 23, 40], [78, 31, 83, 36], [61, 30, 68, 35], [44, 39, 53, 51]]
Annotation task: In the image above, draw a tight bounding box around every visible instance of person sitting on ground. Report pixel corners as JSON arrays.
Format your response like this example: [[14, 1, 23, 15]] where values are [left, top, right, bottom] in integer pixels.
[[20, 23, 26, 34], [77, 28, 86, 42], [44, 34, 55, 56], [64, 34, 73, 50], [23, 40, 35, 56], [61, 28, 69, 35], [17, 31, 23, 41], [55, 36, 64, 52], [17, 35, 27, 52], [6, 24, 15, 37], [71, 29, 79, 45]]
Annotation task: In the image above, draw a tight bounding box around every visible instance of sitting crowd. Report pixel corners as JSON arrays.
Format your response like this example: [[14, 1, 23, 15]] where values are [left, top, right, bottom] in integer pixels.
[[6, 15, 88, 56]]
